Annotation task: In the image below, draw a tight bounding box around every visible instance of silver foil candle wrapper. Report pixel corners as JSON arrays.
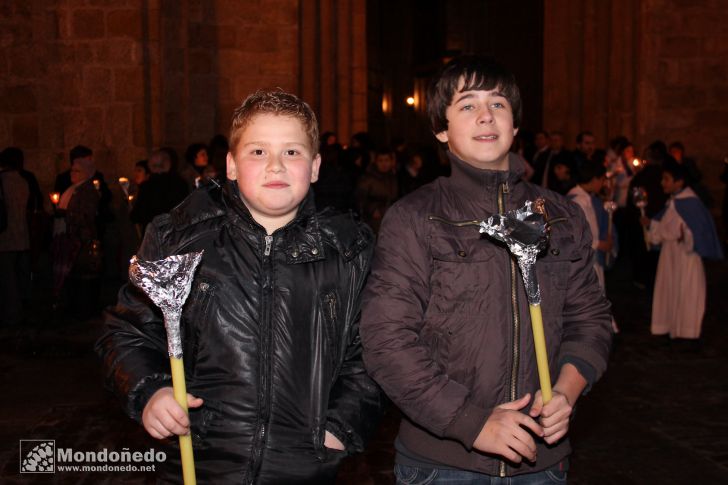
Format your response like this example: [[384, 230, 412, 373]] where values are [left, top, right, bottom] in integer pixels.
[[603, 200, 617, 214], [129, 251, 204, 359], [632, 187, 648, 209], [478, 200, 549, 305]]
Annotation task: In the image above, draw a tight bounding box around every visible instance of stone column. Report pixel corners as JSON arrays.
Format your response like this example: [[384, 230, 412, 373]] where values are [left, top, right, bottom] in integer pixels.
[[299, 0, 367, 145]]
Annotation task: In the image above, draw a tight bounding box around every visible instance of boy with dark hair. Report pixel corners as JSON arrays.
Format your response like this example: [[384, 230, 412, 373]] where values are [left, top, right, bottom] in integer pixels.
[[361, 55, 612, 483], [97, 90, 382, 484], [642, 160, 723, 342], [568, 160, 614, 285]]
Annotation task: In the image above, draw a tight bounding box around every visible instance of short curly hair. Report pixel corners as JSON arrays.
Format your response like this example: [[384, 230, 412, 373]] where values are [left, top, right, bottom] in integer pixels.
[[427, 55, 522, 134], [229, 89, 319, 156]]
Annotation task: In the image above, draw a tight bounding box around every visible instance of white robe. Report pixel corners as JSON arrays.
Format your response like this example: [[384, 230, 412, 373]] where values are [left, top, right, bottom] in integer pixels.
[[648, 188, 705, 339], [567, 185, 604, 287]]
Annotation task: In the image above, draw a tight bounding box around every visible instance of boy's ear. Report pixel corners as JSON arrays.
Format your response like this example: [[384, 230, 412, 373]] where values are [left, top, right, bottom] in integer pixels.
[[226, 152, 237, 180], [435, 131, 449, 144], [310, 154, 322, 183], [513, 127, 519, 137]]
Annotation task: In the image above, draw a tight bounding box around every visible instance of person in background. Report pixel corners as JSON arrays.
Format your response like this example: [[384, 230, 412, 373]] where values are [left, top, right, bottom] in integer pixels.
[[572, 130, 597, 169], [530, 130, 549, 164], [568, 160, 613, 286], [669, 141, 713, 208], [52, 157, 101, 318], [398, 152, 427, 196], [1, 147, 44, 299], [54, 145, 112, 239], [0, 149, 31, 327], [355, 148, 399, 234], [186, 143, 209, 174], [129, 149, 189, 235], [628, 141, 670, 290], [208, 134, 229, 180], [532, 130, 573, 189], [642, 161, 723, 348], [132, 159, 150, 189]]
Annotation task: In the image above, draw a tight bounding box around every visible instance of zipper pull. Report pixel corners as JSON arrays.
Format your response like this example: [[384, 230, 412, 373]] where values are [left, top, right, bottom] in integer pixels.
[[502, 181, 510, 194], [264, 235, 273, 256]]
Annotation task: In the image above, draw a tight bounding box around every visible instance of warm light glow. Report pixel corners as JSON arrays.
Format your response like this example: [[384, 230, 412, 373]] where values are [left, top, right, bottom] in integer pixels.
[[632, 158, 640, 167], [382, 96, 389, 114], [406, 96, 415, 106], [128, 194, 135, 202], [93, 179, 100, 190], [118, 177, 129, 185], [50, 192, 60, 205]]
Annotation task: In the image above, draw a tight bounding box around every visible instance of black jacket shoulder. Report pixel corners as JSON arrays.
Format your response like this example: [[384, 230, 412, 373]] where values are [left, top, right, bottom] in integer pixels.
[[317, 208, 374, 262]]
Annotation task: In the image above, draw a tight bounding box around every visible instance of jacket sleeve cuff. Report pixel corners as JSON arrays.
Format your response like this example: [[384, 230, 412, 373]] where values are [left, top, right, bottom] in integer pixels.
[[128, 373, 173, 422], [559, 356, 596, 394], [442, 401, 490, 450]]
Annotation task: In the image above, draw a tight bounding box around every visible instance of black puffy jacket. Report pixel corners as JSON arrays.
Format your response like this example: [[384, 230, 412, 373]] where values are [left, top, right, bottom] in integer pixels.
[[96, 183, 383, 484]]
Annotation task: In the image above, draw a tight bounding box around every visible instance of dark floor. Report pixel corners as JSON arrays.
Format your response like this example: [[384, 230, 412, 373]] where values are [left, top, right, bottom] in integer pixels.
[[1, 252, 727, 484]]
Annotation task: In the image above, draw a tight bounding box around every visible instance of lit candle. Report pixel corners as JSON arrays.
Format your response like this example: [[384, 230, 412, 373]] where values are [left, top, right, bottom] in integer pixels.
[[118, 177, 130, 198], [50, 192, 60, 205], [93, 179, 100, 191]]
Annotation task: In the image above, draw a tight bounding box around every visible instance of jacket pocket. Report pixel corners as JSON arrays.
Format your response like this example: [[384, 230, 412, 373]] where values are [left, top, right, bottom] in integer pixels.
[[181, 277, 215, 377], [429, 234, 497, 315], [319, 290, 341, 379], [188, 399, 220, 449]]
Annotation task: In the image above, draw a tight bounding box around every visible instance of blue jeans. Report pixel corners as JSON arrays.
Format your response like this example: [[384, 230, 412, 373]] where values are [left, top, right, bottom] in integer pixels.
[[394, 463, 567, 485]]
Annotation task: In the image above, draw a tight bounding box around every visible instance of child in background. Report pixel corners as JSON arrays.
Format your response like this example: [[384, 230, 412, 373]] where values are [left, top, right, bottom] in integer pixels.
[[642, 161, 723, 343], [97, 90, 382, 484], [568, 160, 614, 287]]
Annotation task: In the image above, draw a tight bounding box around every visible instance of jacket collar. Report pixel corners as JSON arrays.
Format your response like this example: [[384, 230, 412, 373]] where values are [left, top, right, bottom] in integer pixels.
[[223, 182, 325, 263], [447, 151, 525, 199]]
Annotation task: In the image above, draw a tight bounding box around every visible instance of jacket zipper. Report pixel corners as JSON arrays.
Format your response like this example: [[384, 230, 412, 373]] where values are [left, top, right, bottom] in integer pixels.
[[264, 235, 273, 256], [247, 234, 274, 482], [498, 181, 520, 478]]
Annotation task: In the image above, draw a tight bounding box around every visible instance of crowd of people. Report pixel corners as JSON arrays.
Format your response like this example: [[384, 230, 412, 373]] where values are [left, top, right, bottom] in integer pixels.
[[0, 110, 725, 342], [1, 55, 726, 483]]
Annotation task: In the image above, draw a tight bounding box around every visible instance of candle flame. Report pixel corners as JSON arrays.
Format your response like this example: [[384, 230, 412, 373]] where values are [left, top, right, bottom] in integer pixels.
[[50, 192, 60, 204]]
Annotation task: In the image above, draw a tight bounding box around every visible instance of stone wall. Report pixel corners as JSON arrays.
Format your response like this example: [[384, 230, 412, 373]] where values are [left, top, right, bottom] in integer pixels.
[[0, 0, 366, 199], [544, 0, 728, 204]]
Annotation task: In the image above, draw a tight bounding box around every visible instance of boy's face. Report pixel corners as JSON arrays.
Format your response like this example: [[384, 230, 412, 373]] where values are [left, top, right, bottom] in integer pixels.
[[669, 146, 683, 161], [661, 172, 683, 195], [227, 113, 320, 232], [375, 153, 394, 173], [133, 165, 149, 185], [553, 162, 570, 182], [435, 81, 517, 171], [194, 149, 208, 167]]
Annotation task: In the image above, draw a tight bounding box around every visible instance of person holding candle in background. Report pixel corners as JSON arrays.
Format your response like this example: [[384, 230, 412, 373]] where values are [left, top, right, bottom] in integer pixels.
[[54, 145, 113, 240], [360, 55, 612, 483], [51, 156, 101, 318], [97, 90, 382, 484]]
